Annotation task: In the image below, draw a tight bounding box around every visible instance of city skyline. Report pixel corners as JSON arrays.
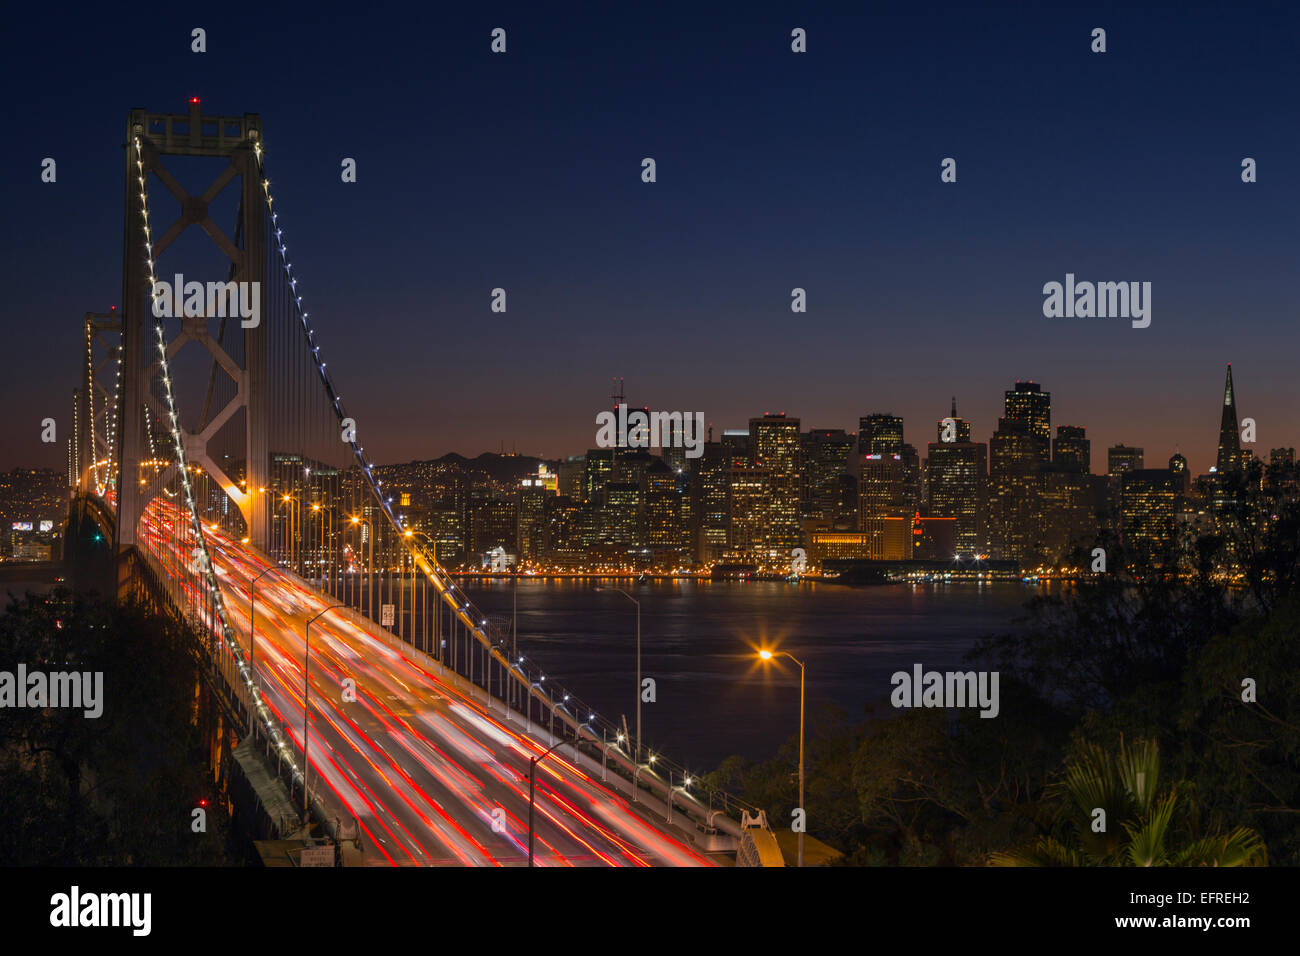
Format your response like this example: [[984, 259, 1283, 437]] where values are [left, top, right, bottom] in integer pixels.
[[404, 364, 1273, 479], [6, 364, 1282, 480]]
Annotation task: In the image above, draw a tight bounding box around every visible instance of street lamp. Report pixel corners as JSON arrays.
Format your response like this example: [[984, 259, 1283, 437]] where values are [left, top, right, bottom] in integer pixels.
[[401, 528, 413, 640], [349, 516, 374, 617], [280, 495, 301, 573], [595, 585, 641, 764], [303, 603, 346, 820], [306, 504, 325, 582], [758, 648, 806, 868], [527, 721, 591, 867]]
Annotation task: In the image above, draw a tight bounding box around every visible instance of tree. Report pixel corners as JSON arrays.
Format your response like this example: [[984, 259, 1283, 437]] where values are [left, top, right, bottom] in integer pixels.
[[989, 736, 1266, 867], [0, 590, 238, 865]]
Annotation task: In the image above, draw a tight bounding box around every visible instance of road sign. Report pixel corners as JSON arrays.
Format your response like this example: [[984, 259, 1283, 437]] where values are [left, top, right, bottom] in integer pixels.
[[380, 604, 394, 627], [300, 844, 335, 867]]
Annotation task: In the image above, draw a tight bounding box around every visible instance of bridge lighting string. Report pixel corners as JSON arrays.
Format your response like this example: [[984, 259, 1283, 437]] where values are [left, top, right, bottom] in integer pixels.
[[85, 323, 107, 497], [133, 133, 313, 804], [86, 321, 122, 498], [252, 155, 565, 689], [252, 150, 757, 817], [84, 320, 122, 498], [106, 330, 121, 495], [253, 153, 633, 770]]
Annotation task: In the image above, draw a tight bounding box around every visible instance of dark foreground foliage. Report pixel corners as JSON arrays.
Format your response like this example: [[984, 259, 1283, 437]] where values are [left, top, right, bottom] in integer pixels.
[[0, 590, 238, 865], [709, 461, 1300, 865]]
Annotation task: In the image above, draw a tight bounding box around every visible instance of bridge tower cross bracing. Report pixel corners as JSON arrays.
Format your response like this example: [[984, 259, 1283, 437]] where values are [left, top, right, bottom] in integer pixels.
[[117, 102, 269, 549]]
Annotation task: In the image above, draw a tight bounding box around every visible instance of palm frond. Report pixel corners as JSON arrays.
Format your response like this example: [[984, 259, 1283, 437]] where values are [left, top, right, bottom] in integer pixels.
[[1171, 827, 1268, 867], [1123, 790, 1178, 866], [1117, 736, 1160, 815], [989, 838, 1091, 867]]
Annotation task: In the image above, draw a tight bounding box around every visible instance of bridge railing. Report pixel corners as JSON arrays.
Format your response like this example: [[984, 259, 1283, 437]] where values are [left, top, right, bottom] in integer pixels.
[[346, 536, 756, 847], [242, 152, 758, 844], [125, 136, 760, 853]]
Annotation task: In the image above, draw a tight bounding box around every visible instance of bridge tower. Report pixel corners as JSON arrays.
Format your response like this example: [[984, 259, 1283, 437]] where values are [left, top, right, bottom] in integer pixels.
[[116, 102, 269, 550]]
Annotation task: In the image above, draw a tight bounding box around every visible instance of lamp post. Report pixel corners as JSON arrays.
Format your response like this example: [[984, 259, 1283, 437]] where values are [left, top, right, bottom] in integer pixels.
[[401, 528, 413, 640], [527, 722, 590, 867], [280, 495, 301, 573], [512, 562, 518, 703], [311, 503, 335, 594], [595, 585, 641, 763], [350, 516, 373, 617], [303, 604, 346, 821], [759, 648, 806, 868]]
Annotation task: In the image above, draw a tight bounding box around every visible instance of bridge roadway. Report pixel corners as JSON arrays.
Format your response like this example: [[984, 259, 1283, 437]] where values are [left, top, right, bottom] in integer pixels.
[[139, 503, 713, 866]]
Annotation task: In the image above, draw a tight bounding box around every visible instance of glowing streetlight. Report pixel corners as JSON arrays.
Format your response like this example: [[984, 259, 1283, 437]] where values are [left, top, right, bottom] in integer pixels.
[[758, 648, 806, 868]]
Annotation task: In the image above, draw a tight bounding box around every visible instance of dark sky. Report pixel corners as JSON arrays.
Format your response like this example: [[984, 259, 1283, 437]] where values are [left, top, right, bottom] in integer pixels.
[[3, 2, 1297, 476]]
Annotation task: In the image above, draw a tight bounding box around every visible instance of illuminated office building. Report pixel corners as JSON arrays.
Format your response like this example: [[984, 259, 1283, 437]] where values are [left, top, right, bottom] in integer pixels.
[[1053, 425, 1090, 474], [926, 399, 987, 557], [1108, 444, 1144, 476], [751, 413, 802, 553]]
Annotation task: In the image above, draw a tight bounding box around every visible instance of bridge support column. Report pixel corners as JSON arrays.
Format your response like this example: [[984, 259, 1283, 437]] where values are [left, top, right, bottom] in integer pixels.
[[115, 106, 267, 550]]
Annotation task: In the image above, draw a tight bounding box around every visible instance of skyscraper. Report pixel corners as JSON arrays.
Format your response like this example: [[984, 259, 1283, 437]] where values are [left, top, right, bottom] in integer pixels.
[[1053, 425, 1090, 474], [751, 413, 802, 554], [1002, 382, 1052, 463], [800, 428, 854, 522], [690, 441, 729, 565], [1216, 364, 1242, 474], [988, 381, 1052, 562], [860, 452, 907, 519], [727, 465, 770, 562], [469, 497, 517, 561], [516, 465, 556, 563], [1121, 468, 1183, 563], [1108, 444, 1144, 476], [859, 414, 905, 456], [541, 494, 583, 569], [644, 458, 685, 566], [721, 429, 751, 467], [583, 449, 614, 503], [1169, 453, 1191, 494], [926, 398, 987, 557], [937, 397, 971, 442], [556, 455, 585, 499]]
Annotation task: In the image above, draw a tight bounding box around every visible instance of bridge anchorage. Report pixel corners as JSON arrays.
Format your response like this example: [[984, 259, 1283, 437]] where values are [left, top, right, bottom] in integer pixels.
[[68, 100, 773, 866]]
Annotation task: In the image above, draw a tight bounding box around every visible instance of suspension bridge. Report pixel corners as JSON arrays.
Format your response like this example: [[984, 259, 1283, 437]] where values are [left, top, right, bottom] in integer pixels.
[[64, 101, 780, 866]]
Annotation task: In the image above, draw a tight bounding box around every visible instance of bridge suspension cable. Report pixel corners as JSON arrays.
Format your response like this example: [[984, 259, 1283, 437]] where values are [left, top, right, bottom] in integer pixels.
[[131, 132, 316, 817], [119, 113, 757, 836], [249, 151, 758, 826]]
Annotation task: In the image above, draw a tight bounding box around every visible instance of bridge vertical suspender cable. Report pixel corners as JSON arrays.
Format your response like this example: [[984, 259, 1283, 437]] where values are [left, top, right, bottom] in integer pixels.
[[224, 137, 762, 832], [131, 131, 321, 825]]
